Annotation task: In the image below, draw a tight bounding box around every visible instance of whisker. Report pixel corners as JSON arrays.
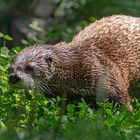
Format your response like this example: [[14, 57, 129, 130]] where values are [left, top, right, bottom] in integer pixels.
[[37, 82, 54, 96], [36, 85, 43, 95], [37, 81, 54, 96]]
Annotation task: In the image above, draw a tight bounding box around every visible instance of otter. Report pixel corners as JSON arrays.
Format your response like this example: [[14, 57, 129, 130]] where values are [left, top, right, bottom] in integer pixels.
[[9, 15, 140, 110]]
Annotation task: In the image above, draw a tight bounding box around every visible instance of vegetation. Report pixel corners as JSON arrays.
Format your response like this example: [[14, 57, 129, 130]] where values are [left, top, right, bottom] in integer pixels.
[[0, 0, 140, 139], [0, 33, 140, 140]]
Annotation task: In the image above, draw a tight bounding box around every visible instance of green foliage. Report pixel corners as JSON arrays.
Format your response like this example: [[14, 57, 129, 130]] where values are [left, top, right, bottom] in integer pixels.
[[0, 0, 140, 139], [0, 32, 13, 47], [0, 36, 140, 139], [0, 0, 33, 27], [42, 0, 140, 44]]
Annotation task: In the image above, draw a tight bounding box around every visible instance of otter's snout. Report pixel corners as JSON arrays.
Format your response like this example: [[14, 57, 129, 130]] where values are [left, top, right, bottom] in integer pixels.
[[8, 74, 21, 85]]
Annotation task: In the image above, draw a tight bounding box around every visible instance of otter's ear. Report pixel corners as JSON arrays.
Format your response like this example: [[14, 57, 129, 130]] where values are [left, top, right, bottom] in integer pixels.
[[44, 56, 53, 67]]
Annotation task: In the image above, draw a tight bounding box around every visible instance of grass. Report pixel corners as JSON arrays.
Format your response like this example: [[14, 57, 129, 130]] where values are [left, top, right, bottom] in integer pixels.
[[0, 37, 140, 140]]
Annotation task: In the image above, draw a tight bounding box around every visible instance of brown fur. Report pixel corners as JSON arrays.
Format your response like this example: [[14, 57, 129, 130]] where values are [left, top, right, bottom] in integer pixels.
[[9, 15, 140, 110]]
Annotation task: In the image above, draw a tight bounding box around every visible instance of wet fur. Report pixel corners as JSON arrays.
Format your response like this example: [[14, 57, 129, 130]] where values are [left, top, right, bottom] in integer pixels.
[[9, 15, 140, 110]]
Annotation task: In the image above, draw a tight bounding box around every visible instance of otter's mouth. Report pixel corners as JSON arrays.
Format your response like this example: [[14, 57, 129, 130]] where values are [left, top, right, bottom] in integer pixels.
[[8, 74, 34, 90], [8, 74, 22, 88], [8, 73, 53, 97]]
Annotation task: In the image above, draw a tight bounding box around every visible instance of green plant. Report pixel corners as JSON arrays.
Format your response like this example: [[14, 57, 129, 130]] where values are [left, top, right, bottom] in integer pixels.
[[0, 25, 140, 140]]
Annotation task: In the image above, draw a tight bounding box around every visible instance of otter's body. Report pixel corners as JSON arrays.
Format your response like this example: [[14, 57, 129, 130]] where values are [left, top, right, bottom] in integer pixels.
[[9, 15, 140, 110]]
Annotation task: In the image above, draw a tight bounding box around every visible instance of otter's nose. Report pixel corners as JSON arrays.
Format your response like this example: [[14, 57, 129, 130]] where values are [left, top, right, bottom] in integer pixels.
[[8, 74, 21, 84]]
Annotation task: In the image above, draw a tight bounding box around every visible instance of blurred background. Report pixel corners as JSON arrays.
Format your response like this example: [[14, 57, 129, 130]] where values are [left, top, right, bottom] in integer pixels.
[[0, 0, 140, 46]]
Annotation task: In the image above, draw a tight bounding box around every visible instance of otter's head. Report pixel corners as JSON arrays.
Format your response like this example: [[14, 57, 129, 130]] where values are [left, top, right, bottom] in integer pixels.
[[8, 45, 56, 93]]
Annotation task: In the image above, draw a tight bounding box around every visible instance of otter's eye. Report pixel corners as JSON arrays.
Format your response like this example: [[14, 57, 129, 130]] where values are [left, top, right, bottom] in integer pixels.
[[25, 65, 34, 74]]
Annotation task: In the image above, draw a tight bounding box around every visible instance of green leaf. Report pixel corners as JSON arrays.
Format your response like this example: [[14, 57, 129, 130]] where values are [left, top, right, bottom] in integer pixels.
[[89, 16, 96, 22], [12, 46, 22, 54], [4, 34, 13, 41], [21, 39, 32, 46], [0, 47, 10, 57], [0, 32, 4, 38]]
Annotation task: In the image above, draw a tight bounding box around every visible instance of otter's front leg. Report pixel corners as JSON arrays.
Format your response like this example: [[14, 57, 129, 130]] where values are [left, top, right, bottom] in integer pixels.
[[107, 83, 132, 111], [96, 66, 132, 111]]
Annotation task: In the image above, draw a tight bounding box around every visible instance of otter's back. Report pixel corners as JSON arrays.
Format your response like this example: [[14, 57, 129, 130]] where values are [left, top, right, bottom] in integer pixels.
[[72, 15, 140, 79]]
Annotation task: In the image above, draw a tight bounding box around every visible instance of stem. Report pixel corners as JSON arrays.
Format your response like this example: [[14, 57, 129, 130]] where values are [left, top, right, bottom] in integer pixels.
[[52, 93, 67, 140], [27, 92, 39, 135]]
